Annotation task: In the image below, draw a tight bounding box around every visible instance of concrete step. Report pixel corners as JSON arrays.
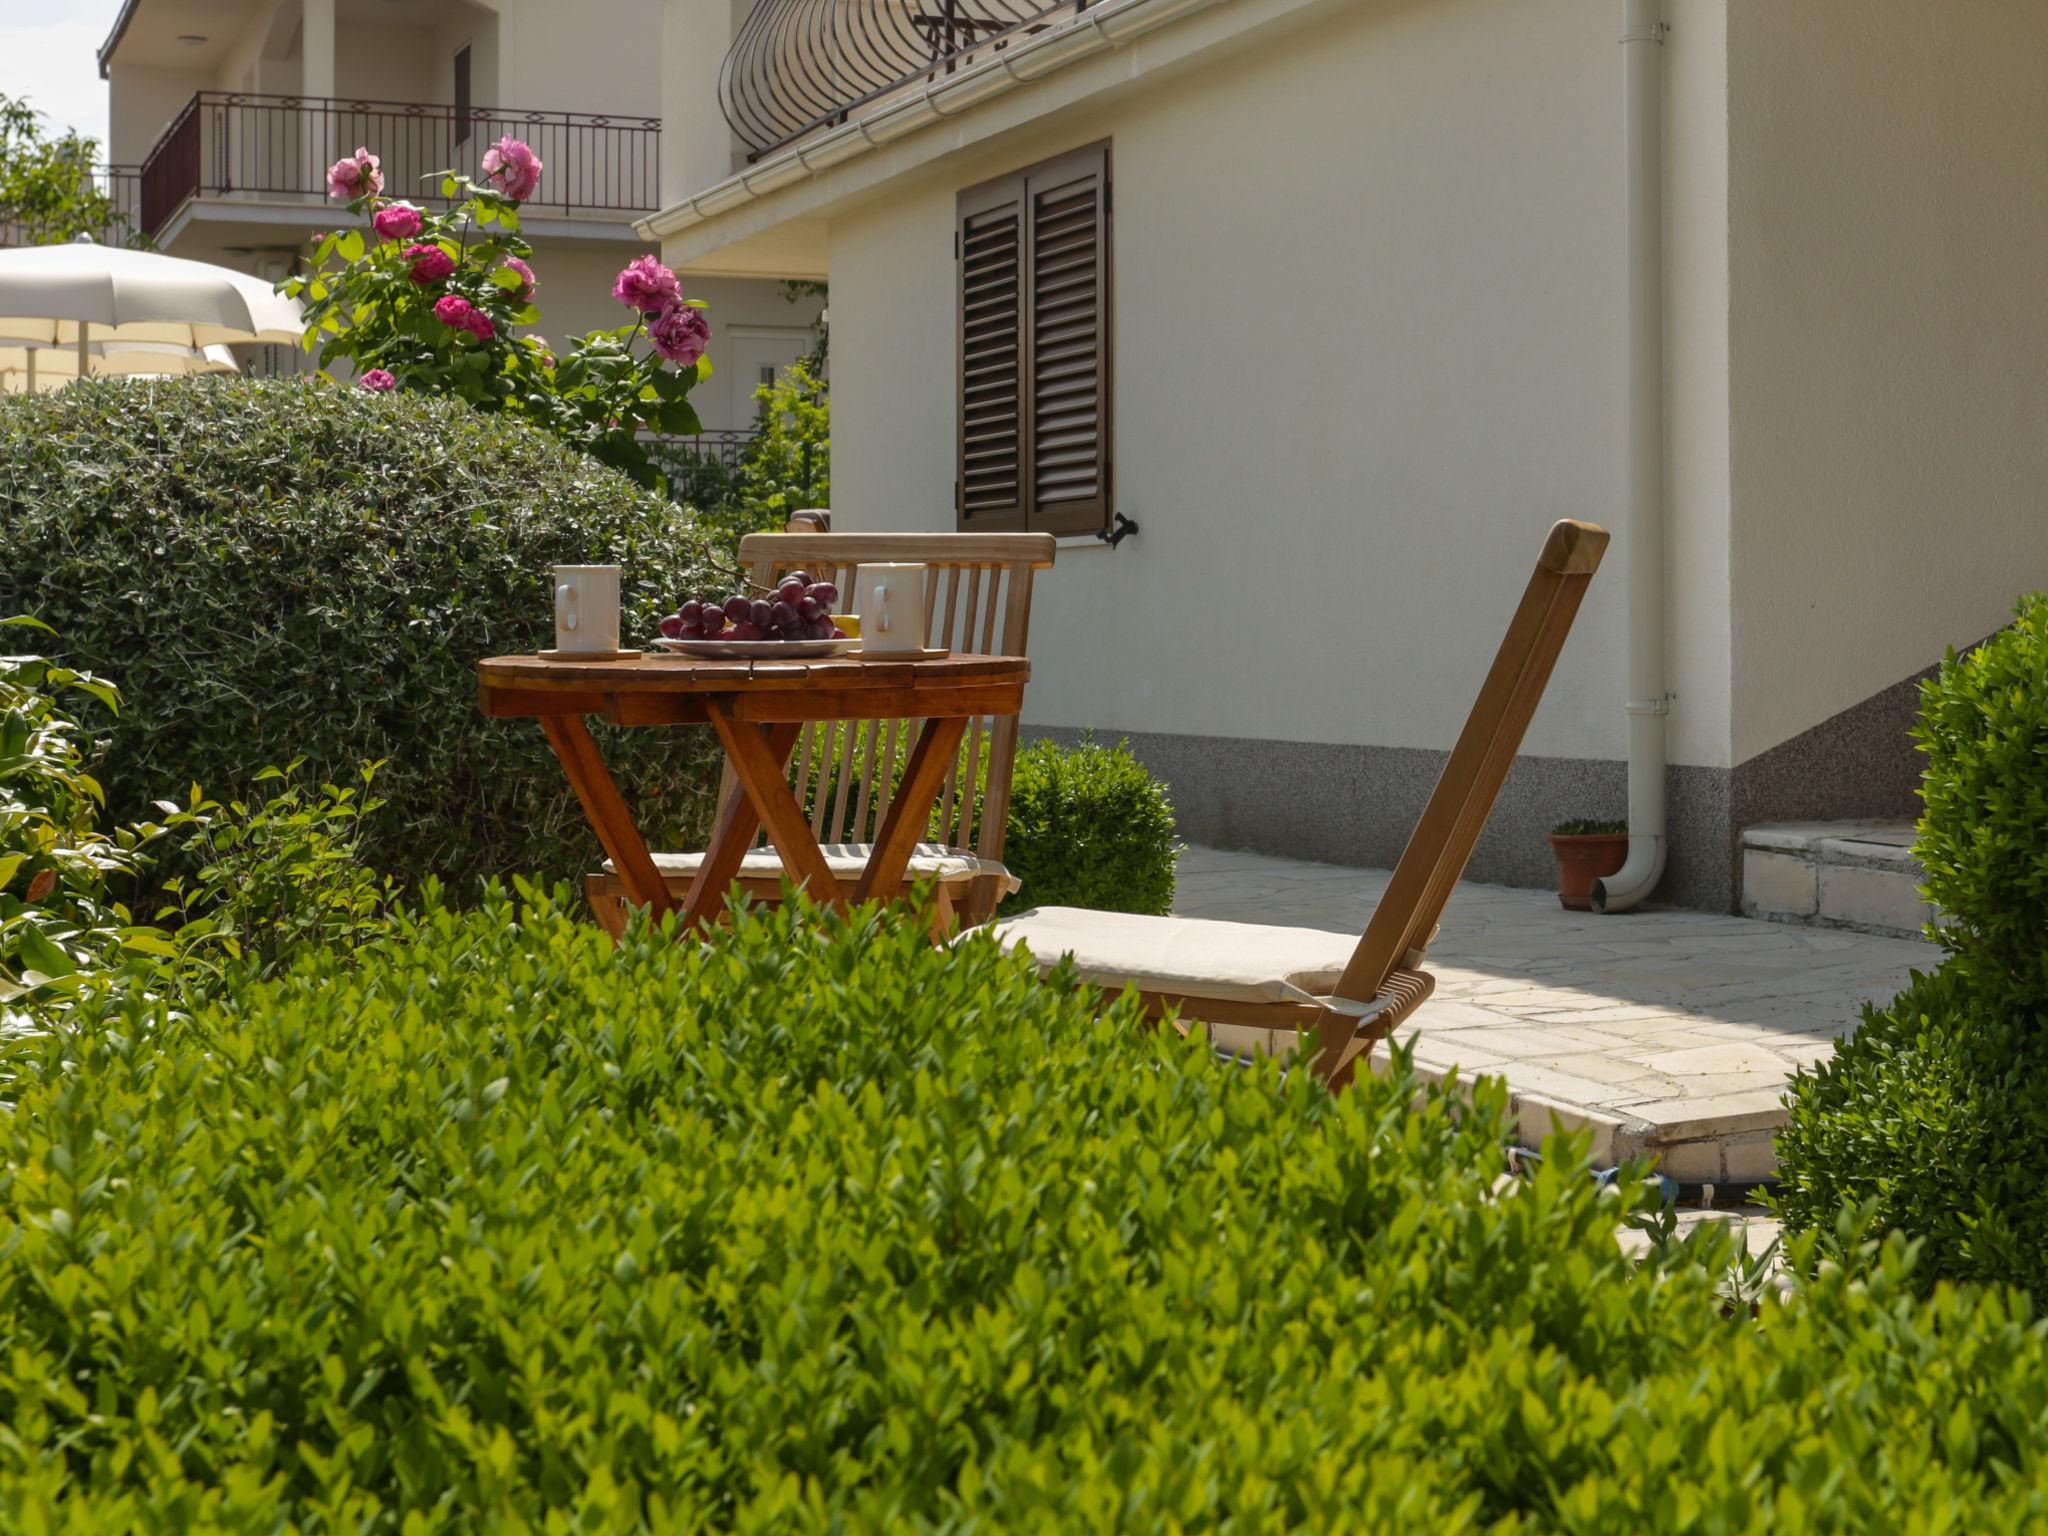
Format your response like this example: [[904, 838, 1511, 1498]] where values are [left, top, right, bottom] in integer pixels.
[[1739, 820, 1934, 939]]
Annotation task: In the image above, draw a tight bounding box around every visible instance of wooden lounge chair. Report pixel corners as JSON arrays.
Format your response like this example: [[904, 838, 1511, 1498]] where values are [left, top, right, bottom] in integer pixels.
[[994, 519, 1610, 1087], [588, 531, 1056, 939]]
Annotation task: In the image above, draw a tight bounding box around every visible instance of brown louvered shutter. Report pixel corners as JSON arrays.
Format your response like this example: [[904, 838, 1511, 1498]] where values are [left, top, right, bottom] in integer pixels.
[[957, 176, 1027, 529], [957, 143, 1111, 535], [1024, 144, 1110, 536]]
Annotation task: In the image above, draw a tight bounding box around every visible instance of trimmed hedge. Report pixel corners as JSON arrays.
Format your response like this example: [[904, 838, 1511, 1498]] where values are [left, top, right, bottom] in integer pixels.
[[1002, 736, 1179, 915], [4, 892, 2048, 1528], [0, 378, 724, 889]]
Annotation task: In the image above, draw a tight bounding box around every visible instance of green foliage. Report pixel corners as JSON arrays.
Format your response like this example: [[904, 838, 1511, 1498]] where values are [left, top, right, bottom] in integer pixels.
[[159, 762, 396, 989], [0, 378, 724, 890], [1551, 817, 1627, 837], [690, 358, 831, 549], [285, 161, 707, 490], [1913, 593, 2048, 1008], [1003, 736, 1179, 914], [0, 620, 182, 1028], [0, 94, 134, 247], [5, 892, 2048, 1528], [1774, 967, 2048, 1294]]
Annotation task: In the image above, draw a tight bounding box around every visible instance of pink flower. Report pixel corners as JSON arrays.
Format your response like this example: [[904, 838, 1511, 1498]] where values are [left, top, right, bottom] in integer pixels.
[[371, 201, 423, 241], [433, 294, 495, 340], [649, 301, 711, 367], [481, 136, 544, 202], [325, 146, 383, 201], [612, 254, 681, 314], [358, 368, 397, 391], [405, 243, 456, 285], [498, 255, 536, 301]]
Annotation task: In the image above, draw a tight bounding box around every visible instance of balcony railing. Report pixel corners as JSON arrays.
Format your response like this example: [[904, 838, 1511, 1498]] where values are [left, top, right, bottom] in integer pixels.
[[138, 92, 660, 240], [0, 164, 144, 249], [720, 0, 1088, 159]]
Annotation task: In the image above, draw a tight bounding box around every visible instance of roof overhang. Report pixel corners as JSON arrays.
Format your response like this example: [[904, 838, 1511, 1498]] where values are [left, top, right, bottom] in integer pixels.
[[641, 0, 1337, 274]]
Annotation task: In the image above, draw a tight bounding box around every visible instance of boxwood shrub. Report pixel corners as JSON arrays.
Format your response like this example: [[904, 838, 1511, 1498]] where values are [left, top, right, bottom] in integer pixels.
[[1002, 735, 1180, 915], [0, 378, 724, 889], [4, 893, 2048, 1529]]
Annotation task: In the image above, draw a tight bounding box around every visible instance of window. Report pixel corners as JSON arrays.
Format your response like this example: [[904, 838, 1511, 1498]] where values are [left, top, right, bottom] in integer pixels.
[[956, 142, 1111, 535], [453, 46, 472, 146]]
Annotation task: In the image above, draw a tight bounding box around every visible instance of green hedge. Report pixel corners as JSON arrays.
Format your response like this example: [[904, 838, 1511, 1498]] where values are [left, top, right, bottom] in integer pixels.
[[0, 378, 724, 890], [1001, 736, 1179, 915], [4, 893, 2048, 1528]]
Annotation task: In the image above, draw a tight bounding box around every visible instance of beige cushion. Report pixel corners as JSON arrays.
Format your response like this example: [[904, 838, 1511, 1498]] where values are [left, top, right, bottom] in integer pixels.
[[992, 907, 1360, 1006], [605, 843, 1019, 894]]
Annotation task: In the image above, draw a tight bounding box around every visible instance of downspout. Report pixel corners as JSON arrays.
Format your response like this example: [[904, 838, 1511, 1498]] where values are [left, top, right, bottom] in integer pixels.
[[1593, 0, 1669, 912]]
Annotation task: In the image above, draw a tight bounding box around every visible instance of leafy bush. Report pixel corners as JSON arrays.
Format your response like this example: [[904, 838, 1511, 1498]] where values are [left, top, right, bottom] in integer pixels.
[[1914, 593, 2048, 1008], [5, 893, 2048, 1528], [1003, 736, 1179, 914], [688, 358, 831, 550], [0, 378, 724, 889], [0, 620, 180, 1028], [1774, 967, 2048, 1294], [1551, 817, 1627, 837]]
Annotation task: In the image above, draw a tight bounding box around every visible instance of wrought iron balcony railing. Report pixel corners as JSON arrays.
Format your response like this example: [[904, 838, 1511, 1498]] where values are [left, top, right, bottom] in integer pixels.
[[720, 0, 1089, 159], [138, 92, 660, 240]]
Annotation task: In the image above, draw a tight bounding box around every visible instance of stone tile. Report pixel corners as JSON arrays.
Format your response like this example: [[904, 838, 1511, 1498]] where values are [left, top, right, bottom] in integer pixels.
[[1721, 1130, 1781, 1182], [1817, 864, 1935, 936], [1658, 1139, 1722, 1182]]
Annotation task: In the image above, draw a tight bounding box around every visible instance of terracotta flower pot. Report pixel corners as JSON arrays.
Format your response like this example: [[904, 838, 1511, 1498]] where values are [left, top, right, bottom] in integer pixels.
[[1547, 833, 1630, 911]]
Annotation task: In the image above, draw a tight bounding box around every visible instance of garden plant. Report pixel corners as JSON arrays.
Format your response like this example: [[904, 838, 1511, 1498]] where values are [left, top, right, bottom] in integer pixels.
[[2, 890, 2047, 1528], [287, 139, 712, 490]]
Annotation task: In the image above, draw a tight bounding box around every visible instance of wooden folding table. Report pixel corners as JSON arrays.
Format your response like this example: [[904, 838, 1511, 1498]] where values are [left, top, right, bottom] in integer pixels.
[[477, 653, 1030, 931]]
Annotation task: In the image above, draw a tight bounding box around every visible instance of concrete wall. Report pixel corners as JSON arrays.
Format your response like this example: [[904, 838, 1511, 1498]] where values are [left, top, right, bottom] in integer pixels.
[[107, 63, 210, 162], [499, 0, 662, 117], [1724, 0, 2048, 767]]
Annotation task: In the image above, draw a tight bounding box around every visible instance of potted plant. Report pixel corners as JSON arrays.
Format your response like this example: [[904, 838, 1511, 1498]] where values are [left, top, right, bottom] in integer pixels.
[[1547, 818, 1630, 911]]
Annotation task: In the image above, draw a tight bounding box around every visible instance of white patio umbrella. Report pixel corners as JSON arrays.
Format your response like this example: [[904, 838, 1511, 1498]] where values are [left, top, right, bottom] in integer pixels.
[[0, 236, 302, 380], [0, 340, 241, 393]]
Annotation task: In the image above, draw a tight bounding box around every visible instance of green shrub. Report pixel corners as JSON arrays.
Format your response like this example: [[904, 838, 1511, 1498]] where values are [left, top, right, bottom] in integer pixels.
[[5, 894, 2048, 1529], [0, 378, 725, 890], [1914, 593, 2048, 1008], [688, 358, 830, 550], [1002, 735, 1179, 914], [1773, 966, 2048, 1293], [1551, 817, 1627, 837]]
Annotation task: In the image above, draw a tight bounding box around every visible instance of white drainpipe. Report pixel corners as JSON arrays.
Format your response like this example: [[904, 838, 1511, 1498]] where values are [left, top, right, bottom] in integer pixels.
[[1593, 0, 1669, 913]]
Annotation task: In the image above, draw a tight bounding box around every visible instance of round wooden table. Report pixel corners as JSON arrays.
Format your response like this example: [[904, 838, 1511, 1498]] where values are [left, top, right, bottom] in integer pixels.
[[477, 652, 1030, 930]]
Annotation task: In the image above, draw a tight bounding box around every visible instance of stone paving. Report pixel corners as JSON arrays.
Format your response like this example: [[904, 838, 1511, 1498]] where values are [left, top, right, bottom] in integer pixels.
[[1171, 846, 1939, 1181]]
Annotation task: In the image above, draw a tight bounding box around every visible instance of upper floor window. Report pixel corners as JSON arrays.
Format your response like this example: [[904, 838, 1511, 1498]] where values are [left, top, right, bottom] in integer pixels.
[[956, 143, 1111, 537]]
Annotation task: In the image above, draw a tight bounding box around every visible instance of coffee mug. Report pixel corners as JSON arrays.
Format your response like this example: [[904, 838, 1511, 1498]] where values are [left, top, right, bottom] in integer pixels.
[[553, 565, 621, 653], [853, 563, 928, 655]]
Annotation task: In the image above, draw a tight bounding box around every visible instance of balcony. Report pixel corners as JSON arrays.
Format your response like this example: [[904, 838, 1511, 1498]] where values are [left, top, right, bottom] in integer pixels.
[[720, 0, 1090, 159], [138, 92, 661, 242]]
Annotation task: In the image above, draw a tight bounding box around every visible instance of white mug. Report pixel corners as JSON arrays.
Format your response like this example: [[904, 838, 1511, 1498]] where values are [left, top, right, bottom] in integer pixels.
[[553, 565, 621, 653], [854, 563, 929, 655]]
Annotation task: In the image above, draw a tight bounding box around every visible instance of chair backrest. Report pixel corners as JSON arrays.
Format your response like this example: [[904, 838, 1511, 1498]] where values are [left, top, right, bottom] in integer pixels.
[[1334, 519, 1610, 1003], [727, 531, 1057, 857]]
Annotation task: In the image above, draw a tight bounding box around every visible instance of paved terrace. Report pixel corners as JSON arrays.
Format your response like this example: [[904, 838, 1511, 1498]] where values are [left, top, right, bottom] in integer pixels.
[[1172, 846, 1937, 1182]]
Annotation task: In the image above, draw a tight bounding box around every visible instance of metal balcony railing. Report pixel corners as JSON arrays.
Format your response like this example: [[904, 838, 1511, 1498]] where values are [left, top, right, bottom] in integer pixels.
[[137, 92, 660, 239], [720, 0, 1089, 159]]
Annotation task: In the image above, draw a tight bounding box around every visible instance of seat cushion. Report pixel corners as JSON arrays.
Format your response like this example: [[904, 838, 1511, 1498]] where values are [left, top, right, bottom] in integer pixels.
[[605, 843, 1019, 894], [992, 907, 1359, 1006]]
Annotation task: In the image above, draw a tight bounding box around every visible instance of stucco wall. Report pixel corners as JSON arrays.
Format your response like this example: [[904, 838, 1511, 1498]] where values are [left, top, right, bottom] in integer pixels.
[[108, 63, 210, 162], [829, 0, 1731, 771], [1724, 0, 2048, 764]]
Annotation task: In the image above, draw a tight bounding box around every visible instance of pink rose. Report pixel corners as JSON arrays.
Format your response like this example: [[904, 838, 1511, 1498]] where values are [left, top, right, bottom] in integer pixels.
[[481, 136, 544, 202], [405, 243, 456, 285], [434, 294, 495, 340], [649, 301, 711, 367], [358, 368, 397, 391], [612, 254, 681, 314], [372, 201, 423, 241], [325, 146, 383, 201], [498, 255, 536, 301]]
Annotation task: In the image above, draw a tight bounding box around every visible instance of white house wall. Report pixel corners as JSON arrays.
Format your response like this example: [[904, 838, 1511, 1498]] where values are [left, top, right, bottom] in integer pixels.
[[828, 0, 1739, 898]]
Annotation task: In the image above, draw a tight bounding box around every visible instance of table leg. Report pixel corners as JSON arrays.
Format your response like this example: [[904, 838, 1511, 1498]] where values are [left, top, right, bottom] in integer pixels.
[[854, 715, 969, 905], [705, 701, 843, 908], [540, 714, 674, 919], [680, 720, 800, 932]]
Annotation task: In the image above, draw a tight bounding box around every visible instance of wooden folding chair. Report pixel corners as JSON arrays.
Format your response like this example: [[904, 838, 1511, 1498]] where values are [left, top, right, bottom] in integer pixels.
[[995, 519, 1610, 1087], [588, 531, 1056, 939]]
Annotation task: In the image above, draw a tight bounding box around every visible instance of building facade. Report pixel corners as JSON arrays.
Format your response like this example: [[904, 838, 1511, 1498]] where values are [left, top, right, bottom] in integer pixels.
[[98, 0, 820, 427]]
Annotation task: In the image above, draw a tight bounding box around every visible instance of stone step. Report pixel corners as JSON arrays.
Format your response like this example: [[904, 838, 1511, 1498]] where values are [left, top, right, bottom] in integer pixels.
[[1739, 820, 1934, 939]]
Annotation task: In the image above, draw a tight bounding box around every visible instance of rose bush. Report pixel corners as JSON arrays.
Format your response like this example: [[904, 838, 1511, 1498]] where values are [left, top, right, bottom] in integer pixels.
[[285, 138, 713, 490]]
